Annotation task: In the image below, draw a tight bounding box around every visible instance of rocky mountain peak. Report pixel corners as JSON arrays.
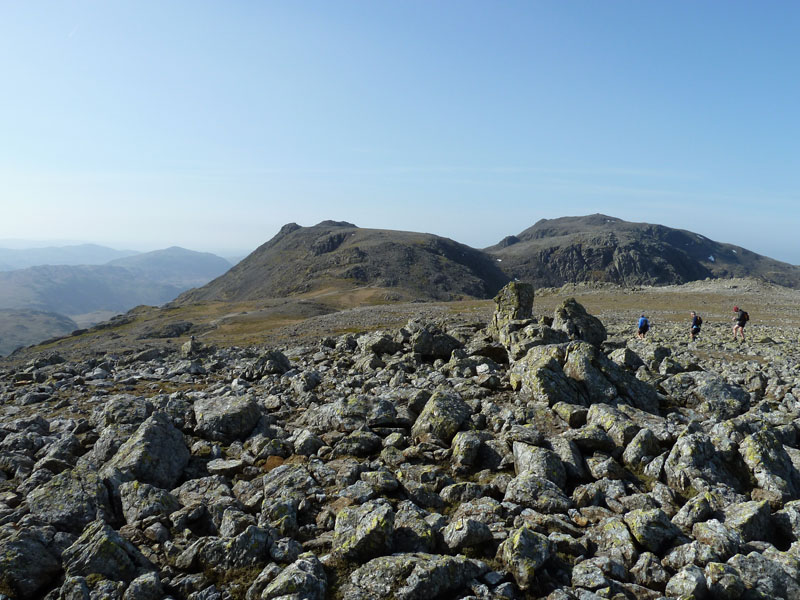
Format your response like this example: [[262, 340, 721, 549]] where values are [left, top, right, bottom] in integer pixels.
[[488, 215, 800, 288], [313, 220, 358, 228]]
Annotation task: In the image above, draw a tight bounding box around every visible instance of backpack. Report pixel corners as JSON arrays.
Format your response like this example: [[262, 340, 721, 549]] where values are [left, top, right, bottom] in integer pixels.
[[742, 311, 749, 322], [696, 316, 702, 326]]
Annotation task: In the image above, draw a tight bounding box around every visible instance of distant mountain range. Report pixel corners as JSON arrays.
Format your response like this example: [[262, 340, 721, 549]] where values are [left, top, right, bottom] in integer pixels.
[[0, 243, 138, 271], [0, 246, 231, 316], [106, 247, 233, 287], [5, 214, 800, 356], [0, 246, 231, 355], [175, 215, 800, 308]]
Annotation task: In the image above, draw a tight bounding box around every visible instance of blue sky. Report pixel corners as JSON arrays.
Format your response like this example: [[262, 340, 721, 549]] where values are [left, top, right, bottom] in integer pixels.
[[2, 1, 798, 262]]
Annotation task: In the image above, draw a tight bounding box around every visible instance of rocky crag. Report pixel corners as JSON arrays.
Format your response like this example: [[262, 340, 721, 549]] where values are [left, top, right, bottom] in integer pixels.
[[486, 214, 800, 288], [1, 284, 800, 599]]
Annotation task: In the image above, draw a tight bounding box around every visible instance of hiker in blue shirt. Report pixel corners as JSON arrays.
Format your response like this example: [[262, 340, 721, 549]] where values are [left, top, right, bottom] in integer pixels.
[[690, 311, 702, 341], [637, 314, 650, 339]]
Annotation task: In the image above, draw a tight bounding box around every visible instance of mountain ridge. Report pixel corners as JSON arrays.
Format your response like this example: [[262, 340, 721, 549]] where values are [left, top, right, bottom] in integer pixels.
[[175, 221, 509, 305], [485, 214, 800, 288], [176, 215, 800, 308], [5, 215, 800, 358], [0, 243, 138, 271]]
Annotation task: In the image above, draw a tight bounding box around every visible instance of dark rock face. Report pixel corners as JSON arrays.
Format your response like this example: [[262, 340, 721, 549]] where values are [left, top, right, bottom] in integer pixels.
[[486, 214, 800, 288], [0, 528, 62, 599], [2, 294, 800, 599]]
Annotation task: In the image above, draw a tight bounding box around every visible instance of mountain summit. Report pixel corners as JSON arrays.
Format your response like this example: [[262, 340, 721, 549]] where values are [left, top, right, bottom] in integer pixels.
[[176, 221, 510, 304], [486, 214, 800, 288]]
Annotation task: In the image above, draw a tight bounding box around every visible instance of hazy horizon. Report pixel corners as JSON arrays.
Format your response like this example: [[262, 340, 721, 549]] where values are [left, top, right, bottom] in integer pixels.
[[2, 210, 800, 268], [3, 2, 798, 263]]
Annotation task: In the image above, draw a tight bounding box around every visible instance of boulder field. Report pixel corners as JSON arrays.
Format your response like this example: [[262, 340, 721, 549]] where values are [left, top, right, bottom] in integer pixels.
[[1, 283, 799, 599]]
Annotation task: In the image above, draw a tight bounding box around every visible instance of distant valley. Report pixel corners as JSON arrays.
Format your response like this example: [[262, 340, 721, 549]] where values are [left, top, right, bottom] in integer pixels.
[[0, 246, 231, 355]]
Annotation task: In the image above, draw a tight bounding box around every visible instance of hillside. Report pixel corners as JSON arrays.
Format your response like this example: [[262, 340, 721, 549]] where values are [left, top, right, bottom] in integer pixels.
[[6, 216, 800, 358], [0, 309, 77, 356], [107, 246, 232, 286], [0, 265, 185, 316], [176, 221, 510, 304], [0, 247, 232, 341], [487, 214, 800, 288]]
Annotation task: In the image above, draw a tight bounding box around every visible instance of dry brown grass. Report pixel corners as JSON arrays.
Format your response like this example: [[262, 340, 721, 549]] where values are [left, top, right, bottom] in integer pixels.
[[532, 279, 800, 328], [7, 277, 798, 365]]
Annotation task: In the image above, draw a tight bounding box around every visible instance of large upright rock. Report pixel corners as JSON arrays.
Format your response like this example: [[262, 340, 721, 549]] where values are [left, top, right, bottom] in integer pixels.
[[552, 297, 607, 346], [490, 282, 535, 346], [492, 282, 534, 327]]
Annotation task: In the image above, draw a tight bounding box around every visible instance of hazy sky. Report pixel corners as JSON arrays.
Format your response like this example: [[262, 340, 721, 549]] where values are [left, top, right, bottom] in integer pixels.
[[2, 2, 798, 262]]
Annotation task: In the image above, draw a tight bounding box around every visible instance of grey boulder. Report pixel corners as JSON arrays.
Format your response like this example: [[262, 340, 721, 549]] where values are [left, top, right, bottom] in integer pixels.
[[342, 552, 488, 600], [261, 552, 327, 600], [0, 528, 61, 599], [100, 412, 189, 490], [193, 395, 261, 443], [410, 390, 471, 444], [333, 500, 395, 560], [27, 466, 113, 534], [552, 297, 607, 347], [62, 519, 154, 583]]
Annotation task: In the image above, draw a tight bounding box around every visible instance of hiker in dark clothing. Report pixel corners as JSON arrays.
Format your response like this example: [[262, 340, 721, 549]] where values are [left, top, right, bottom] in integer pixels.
[[690, 311, 702, 341], [637, 314, 649, 339], [732, 306, 748, 341]]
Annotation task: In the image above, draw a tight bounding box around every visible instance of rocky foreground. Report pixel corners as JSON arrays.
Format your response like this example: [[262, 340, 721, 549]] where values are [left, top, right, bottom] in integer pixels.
[[1, 283, 800, 600]]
